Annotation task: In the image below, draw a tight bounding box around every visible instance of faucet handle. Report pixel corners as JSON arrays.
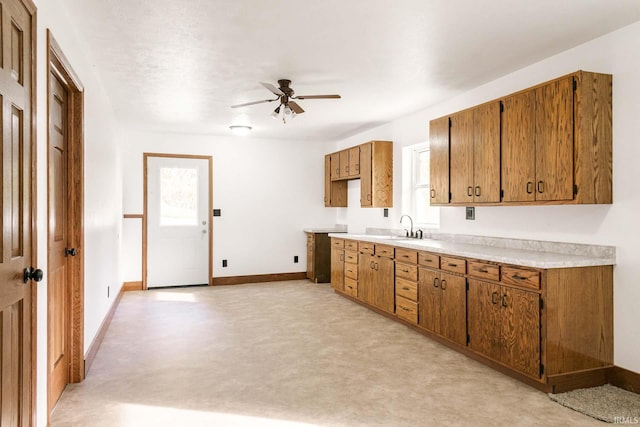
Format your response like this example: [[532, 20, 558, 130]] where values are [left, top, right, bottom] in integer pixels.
[[416, 229, 424, 239]]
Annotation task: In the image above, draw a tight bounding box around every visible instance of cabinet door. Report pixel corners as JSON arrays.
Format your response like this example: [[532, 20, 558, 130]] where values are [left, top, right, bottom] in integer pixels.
[[360, 142, 372, 207], [349, 146, 360, 177], [324, 155, 331, 206], [473, 102, 501, 202], [330, 248, 344, 291], [535, 77, 574, 201], [429, 116, 450, 204], [372, 255, 395, 313], [467, 279, 501, 360], [449, 110, 474, 204], [330, 152, 341, 181], [501, 287, 541, 378], [340, 149, 350, 178], [418, 268, 441, 333], [306, 234, 314, 280], [439, 273, 467, 346], [358, 253, 374, 304], [502, 91, 536, 202]]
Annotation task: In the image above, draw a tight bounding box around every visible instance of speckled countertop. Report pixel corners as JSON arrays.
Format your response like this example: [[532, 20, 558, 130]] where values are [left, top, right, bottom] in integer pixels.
[[327, 233, 615, 269]]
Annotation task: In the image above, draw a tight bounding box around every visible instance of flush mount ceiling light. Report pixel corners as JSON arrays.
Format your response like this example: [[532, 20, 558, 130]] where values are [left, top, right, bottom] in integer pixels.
[[231, 79, 341, 124], [229, 125, 252, 136]]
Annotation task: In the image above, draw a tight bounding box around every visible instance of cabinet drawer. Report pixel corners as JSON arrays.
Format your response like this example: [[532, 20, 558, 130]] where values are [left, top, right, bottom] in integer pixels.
[[359, 241, 375, 254], [395, 248, 417, 264], [396, 262, 418, 281], [469, 261, 500, 281], [375, 244, 394, 258], [418, 252, 440, 269], [345, 240, 358, 251], [396, 296, 418, 324], [441, 256, 466, 275], [331, 238, 345, 249], [345, 263, 358, 280], [344, 277, 358, 297], [344, 250, 358, 264], [396, 277, 417, 301], [502, 267, 540, 290]]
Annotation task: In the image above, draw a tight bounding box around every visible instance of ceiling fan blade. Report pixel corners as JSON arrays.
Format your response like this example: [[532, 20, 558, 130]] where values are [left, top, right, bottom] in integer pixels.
[[288, 101, 305, 114], [260, 82, 285, 96], [230, 98, 278, 108], [293, 94, 341, 100]]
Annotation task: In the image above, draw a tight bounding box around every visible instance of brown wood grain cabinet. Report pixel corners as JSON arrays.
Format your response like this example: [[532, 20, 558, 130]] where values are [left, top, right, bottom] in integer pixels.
[[330, 238, 345, 291], [431, 70, 612, 206], [305, 232, 331, 283], [324, 141, 392, 208], [331, 237, 613, 393]]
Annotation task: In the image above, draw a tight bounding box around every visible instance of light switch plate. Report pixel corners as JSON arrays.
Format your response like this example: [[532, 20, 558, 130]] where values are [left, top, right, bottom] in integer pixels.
[[466, 207, 475, 220]]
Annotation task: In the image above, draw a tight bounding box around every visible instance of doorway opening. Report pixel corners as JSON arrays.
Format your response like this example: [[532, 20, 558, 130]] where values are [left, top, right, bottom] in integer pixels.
[[143, 153, 213, 289], [46, 30, 85, 415]]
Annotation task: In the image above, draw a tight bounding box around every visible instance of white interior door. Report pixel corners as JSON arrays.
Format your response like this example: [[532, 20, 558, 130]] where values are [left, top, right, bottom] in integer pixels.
[[147, 156, 210, 287]]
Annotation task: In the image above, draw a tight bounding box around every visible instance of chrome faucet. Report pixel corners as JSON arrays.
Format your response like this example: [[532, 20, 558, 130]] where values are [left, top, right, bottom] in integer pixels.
[[400, 215, 415, 238]]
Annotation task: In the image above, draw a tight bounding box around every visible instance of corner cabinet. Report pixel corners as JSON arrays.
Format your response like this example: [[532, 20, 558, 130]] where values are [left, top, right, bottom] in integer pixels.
[[430, 70, 612, 206], [330, 237, 613, 393], [324, 141, 393, 208]]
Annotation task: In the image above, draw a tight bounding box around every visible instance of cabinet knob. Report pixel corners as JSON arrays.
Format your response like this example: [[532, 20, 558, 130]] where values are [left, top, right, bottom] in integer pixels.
[[440, 279, 447, 290], [491, 292, 498, 305], [526, 181, 533, 194], [433, 278, 439, 288], [537, 181, 544, 194], [475, 186, 481, 197], [430, 189, 435, 198], [501, 294, 508, 307], [467, 186, 473, 197]]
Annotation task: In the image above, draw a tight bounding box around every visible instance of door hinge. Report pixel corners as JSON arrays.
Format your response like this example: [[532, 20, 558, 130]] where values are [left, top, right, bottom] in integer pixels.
[[466, 334, 471, 345], [573, 80, 577, 91], [573, 184, 578, 196], [540, 298, 544, 310], [540, 363, 545, 375], [499, 101, 504, 113], [500, 189, 504, 199]]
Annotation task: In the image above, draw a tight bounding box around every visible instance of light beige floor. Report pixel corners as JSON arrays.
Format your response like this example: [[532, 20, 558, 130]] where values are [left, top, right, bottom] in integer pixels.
[[50, 281, 603, 426]]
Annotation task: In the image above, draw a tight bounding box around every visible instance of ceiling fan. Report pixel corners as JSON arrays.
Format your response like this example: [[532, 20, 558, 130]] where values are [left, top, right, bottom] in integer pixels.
[[231, 79, 341, 122]]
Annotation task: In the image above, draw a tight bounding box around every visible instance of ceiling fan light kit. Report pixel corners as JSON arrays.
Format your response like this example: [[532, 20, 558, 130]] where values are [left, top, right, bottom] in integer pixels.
[[231, 79, 341, 124], [229, 125, 252, 135]]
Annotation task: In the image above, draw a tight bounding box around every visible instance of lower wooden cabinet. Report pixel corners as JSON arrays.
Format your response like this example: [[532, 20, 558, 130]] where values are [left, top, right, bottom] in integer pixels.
[[468, 279, 541, 378], [418, 268, 466, 346], [358, 251, 394, 313], [330, 246, 345, 291], [306, 232, 331, 283]]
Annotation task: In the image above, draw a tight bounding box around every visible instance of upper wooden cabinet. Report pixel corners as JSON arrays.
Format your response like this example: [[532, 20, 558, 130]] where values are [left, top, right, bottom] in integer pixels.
[[431, 70, 612, 206], [449, 102, 501, 204], [324, 140, 393, 208], [429, 116, 450, 204]]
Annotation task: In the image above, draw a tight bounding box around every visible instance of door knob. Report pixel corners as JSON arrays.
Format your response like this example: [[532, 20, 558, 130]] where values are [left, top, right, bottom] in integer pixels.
[[65, 248, 77, 257], [23, 267, 44, 284]]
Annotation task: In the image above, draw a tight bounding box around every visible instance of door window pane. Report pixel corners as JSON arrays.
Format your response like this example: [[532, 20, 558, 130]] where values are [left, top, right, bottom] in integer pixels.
[[160, 167, 198, 226]]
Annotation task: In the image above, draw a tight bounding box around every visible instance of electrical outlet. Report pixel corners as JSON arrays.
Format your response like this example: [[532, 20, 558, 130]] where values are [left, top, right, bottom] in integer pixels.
[[383, 208, 389, 217], [466, 207, 475, 220], [222, 259, 228, 267], [294, 256, 299, 263]]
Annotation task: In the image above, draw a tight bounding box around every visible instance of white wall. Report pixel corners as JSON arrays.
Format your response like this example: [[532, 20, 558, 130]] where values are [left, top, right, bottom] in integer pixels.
[[33, 1, 123, 425], [120, 130, 337, 279], [335, 21, 640, 373]]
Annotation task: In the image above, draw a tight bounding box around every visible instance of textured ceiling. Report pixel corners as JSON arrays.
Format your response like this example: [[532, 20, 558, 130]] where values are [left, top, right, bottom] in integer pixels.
[[58, 0, 640, 140]]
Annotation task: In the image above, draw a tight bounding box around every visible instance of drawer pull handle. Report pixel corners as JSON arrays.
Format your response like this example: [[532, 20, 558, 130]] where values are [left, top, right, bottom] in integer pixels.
[[513, 274, 527, 280], [402, 269, 409, 273], [475, 186, 481, 197], [467, 186, 473, 197], [491, 292, 498, 305], [370, 261, 375, 269], [402, 287, 410, 291], [448, 263, 458, 267], [537, 181, 544, 194], [478, 268, 489, 273], [502, 294, 508, 307], [433, 278, 439, 288], [401, 307, 410, 312], [526, 181, 533, 194], [441, 279, 447, 290]]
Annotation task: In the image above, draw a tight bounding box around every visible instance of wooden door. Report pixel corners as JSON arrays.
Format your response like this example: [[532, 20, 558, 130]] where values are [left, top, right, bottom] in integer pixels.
[[372, 256, 394, 313], [429, 116, 449, 204], [357, 253, 374, 304], [1, 0, 34, 424], [324, 155, 331, 206], [339, 149, 349, 177], [359, 142, 372, 207], [501, 287, 540, 378], [330, 152, 340, 181], [473, 102, 501, 203], [439, 272, 466, 345], [502, 91, 536, 202], [449, 110, 474, 204], [467, 279, 501, 360], [348, 146, 360, 177], [535, 77, 574, 201], [330, 248, 344, 291], [418, 268, 440, 333], [48, 71, 71, 410]]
